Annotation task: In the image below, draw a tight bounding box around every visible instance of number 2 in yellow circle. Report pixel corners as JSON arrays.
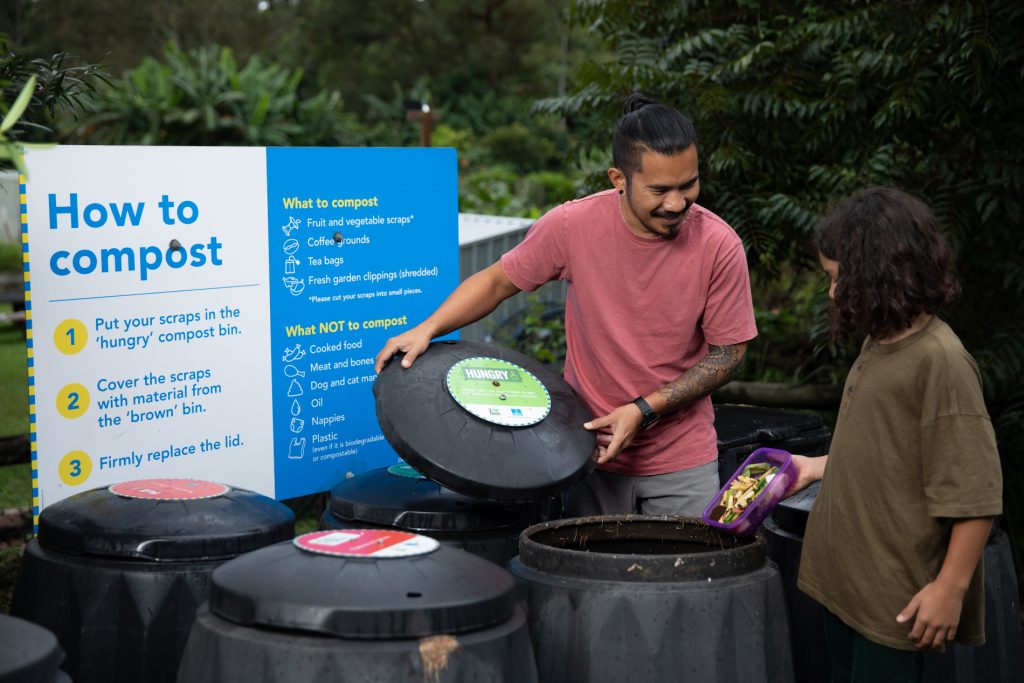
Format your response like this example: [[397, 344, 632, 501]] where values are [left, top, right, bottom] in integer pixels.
[[54, 319, 88, 355], [59, 450, 93, 486], [56, 383, 90, 419]]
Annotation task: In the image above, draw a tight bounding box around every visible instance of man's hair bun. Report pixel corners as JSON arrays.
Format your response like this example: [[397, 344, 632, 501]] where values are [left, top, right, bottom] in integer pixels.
[[623, 92, 656, 114]]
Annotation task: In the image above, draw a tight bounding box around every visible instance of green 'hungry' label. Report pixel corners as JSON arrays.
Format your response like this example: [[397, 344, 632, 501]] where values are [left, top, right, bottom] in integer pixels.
[[446, 357, 551, 427], [461, 367, 522, 382]]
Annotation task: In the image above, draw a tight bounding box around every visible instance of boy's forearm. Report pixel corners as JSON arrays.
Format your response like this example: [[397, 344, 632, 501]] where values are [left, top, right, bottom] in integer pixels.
[[935, 517, 992, 593]]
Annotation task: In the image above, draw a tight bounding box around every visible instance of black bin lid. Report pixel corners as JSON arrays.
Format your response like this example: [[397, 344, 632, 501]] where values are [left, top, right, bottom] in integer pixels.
[[0, 613, 66, 683], [38, 479, 296, 562], [772, 480, 820, 536], [374, 340, 596, 501], [329, 465, 553, 532], [209, 530, 517, 639], [715, 404, 826, 451]]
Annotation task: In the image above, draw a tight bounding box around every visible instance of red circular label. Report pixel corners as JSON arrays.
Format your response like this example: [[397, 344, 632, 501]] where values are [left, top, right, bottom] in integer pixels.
[[294, 529, 440, 558], [108, 479, 230, 500]]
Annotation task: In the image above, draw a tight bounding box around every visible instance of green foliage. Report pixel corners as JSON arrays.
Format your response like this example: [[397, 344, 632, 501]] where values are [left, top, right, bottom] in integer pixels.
[[0, 76, 34, 174], [0, 326, 28, 438], [0, 34, 108, 144], [486, 294, 567, 372], [547, 0, 1024, 570], [0, 243, 21, 273], [481, 123, 561, 174], [459, 165, 580, 218], [71, 43, 367, 147], [741, 266, 859, 386]]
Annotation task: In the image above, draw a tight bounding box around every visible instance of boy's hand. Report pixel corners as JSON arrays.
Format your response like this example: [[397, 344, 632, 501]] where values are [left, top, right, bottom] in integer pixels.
[[784, 454, 827, 497], [896, 579, 965, 648]]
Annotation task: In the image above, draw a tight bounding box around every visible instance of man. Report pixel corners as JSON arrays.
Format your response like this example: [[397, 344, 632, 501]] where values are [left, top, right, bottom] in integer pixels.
[[375, 92, 756, 516]]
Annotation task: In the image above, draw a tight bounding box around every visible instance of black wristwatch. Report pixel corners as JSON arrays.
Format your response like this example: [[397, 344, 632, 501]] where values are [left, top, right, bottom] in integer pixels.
[[632, 396, 660, 431]]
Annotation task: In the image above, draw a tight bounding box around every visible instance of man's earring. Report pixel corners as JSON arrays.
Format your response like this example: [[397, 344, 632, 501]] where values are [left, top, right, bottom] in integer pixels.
[[618, 189, 624, 195]]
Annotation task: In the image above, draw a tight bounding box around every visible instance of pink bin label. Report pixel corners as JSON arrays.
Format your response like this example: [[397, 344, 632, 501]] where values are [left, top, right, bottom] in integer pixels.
[[294, 529, 440, 558], [108, 479, 231, 500]]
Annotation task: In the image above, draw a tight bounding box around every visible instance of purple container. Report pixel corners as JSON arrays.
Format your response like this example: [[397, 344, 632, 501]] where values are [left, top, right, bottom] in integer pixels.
[[703, 447, 795, 537]]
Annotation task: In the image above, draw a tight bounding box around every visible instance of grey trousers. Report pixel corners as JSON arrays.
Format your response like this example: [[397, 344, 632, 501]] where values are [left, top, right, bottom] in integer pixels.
[[563, 459, 721, 517]]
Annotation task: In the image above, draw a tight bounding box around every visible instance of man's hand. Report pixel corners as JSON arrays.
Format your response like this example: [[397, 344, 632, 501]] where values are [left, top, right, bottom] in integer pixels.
[[583, 403, 644, 464], [896, 579, 965, 649], [374, 324, 434, 373]]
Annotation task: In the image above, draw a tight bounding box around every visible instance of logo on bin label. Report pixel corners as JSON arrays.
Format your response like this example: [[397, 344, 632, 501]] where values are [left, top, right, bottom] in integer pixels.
[[294, 529, 440, 558], [446, 357, 550, 427], [387, 463, 428, 479], [108, 479, 230, 500]]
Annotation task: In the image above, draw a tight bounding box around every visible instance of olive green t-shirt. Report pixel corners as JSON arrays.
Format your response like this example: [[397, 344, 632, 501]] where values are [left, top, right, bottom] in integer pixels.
[[797, 317, 1002, 651]]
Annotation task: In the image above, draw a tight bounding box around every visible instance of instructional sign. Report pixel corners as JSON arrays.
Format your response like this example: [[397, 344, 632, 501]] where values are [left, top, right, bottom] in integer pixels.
[[21, 146, 458, 514]]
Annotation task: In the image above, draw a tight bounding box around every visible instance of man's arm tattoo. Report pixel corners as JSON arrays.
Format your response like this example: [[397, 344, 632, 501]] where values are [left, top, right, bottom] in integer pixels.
[[655, 344, 744, 411]]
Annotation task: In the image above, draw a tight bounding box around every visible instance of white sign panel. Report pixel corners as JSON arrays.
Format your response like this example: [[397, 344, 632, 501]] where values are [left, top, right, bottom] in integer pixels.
[[21, 146, 458, 515]]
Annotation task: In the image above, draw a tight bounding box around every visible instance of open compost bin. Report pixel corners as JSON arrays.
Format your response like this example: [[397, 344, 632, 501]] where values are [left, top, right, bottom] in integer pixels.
[[10, 479, 295, 683], [508, 515, 794, 683]]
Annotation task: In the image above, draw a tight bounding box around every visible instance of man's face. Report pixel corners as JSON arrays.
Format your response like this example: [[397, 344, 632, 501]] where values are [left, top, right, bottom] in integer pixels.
[[611, 145, 700, 240]]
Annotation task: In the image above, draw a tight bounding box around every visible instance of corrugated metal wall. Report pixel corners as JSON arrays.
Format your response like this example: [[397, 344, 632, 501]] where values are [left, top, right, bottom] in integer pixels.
[[457, 213, 566, 342]]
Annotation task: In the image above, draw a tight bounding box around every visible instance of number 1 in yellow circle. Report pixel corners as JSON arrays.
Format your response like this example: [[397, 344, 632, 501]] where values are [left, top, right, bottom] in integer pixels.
[[54, 319, 88, 355]]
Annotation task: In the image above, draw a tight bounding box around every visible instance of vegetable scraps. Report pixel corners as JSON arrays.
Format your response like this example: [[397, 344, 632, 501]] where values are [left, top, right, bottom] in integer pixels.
[[715, 462, 778, 524]]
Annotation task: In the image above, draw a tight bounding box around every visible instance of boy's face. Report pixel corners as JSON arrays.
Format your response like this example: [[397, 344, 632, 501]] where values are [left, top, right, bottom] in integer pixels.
[[819, 253, 840, 300], [608, 145, 700, 240]]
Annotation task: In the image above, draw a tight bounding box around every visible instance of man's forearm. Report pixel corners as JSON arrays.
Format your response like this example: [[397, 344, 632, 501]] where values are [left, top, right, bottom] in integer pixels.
[[648, 343, 746, 415], [420, 261, 521, 338]]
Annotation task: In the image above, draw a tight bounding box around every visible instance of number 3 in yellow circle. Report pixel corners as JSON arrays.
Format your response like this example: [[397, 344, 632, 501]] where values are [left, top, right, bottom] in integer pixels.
[[54, 319, 88, 355], [59, 451, 93, 486], [56, 383, 90, 419]]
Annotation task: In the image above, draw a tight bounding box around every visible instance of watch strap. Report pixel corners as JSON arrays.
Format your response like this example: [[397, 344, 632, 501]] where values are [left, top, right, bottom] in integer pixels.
[[632, 396, 659, 430]]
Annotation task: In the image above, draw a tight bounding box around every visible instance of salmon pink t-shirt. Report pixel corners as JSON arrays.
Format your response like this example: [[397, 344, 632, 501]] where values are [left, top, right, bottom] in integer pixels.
[[501, 190, 757, 476]]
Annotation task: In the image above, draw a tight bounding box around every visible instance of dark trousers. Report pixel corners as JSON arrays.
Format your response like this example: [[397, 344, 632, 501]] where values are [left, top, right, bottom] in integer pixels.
[[824, 608, 923, 683]]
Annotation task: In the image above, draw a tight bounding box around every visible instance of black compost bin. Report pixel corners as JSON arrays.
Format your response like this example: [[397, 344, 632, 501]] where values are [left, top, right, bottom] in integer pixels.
[[763, 483, 1024, 683], [508, 515, 793, 683], [320, 464, 560, 565], [11, 479, 295, 683], [0, 613, 71, 683], [714, 404, 831, 485], [177, 529, 538, 683]]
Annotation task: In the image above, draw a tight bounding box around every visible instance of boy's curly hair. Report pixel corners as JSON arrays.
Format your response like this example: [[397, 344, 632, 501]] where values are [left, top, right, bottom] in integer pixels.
[[814, 187, 960, 342]]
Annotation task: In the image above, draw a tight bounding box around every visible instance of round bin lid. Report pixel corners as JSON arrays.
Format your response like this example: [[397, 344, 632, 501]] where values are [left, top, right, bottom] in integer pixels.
[[0, 613, 66, 683], [771, 480, 820, 536], [209, 530, 518, 638], [328, 465, 554, 532], [37, 479, 296, 561], [374, 340, 596, 501]]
